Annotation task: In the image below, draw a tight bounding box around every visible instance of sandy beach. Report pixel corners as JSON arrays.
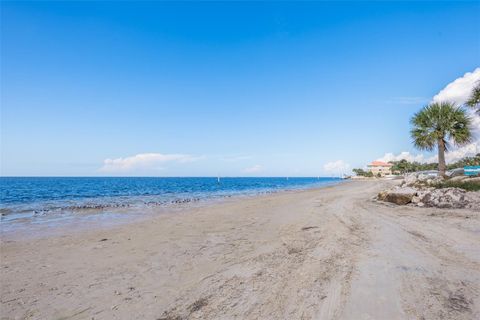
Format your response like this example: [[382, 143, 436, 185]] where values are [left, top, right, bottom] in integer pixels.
[[1, 180, 479, 320]]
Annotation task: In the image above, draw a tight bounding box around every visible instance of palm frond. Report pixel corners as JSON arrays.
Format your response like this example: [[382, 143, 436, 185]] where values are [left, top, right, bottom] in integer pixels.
[[466, 83, 480, 110], [410, 101, 472, 151]]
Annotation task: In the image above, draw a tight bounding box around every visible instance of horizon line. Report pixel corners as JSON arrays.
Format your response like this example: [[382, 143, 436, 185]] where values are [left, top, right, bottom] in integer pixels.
[[0, 175, 344, 179]]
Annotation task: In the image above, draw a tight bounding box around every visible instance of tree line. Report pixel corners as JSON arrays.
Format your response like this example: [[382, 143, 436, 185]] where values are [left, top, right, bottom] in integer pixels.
[[389, 153, 480, 174], [353, 153, 480, 177]]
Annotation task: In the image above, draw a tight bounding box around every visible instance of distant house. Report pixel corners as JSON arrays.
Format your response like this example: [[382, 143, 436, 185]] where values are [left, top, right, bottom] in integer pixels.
[[367, 161, 393, 176]]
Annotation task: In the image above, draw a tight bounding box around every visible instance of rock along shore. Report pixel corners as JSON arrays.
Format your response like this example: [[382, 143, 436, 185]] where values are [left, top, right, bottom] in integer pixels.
[[377, 172, 480, 209]]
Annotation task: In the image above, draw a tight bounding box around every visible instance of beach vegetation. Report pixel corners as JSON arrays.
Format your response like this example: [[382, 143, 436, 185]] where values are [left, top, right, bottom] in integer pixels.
[[433, 180, 480, 192], [388, 154, 480, 174], [389, 159, 437, 174], [352, 168, 374, 177], [410, 102, 472, 177]]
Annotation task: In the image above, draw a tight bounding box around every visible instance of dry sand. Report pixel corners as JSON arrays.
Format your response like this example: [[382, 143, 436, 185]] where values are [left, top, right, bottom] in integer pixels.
[[1, 180, 479, 320]]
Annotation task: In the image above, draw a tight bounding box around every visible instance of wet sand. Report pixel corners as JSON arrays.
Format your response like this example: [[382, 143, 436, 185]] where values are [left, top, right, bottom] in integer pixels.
[[1, 180, 479, 319]]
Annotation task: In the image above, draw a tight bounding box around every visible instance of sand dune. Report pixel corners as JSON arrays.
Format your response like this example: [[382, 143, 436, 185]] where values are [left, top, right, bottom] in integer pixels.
[[1, 180, 479, 319]]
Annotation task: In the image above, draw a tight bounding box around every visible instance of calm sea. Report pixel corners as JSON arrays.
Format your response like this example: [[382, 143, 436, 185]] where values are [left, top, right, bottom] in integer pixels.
[[0, 177, 341, 224]]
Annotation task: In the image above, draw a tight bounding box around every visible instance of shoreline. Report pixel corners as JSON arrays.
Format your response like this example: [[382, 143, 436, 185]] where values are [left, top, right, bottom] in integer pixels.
[[1, 180, 345, 241], [1, 180, 479, 319]]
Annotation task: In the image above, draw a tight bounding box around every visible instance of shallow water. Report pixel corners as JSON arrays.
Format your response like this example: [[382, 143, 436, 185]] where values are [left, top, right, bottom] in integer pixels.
[[1, 177, 341, 227]]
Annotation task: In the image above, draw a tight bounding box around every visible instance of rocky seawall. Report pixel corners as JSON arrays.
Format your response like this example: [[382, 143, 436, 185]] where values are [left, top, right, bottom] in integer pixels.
[[377, 173, 480, 209]]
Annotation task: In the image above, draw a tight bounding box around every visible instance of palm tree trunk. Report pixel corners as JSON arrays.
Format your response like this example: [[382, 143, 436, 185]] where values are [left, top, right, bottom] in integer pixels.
[[438, 138, 447, 178]]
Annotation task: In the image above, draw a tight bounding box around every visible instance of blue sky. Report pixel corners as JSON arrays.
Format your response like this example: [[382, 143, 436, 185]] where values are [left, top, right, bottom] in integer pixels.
[[1, 1, 479, 177]]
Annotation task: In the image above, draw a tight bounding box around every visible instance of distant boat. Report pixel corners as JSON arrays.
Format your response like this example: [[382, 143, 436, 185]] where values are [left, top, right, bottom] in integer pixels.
[[217, 176, 221, 183]]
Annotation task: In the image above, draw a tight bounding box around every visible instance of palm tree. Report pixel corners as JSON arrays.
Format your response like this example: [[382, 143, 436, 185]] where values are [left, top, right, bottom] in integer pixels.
[[466, 83, 480, 113], [410, 102, 472, 177]]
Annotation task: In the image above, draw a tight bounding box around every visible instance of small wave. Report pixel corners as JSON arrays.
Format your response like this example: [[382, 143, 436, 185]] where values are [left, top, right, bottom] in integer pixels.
[[1, 177, 342, 224], [1, 196, 205, 220]]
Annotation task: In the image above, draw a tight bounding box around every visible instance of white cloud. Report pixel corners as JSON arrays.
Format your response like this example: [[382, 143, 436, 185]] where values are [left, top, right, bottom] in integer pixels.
[[99, 153, 201, 173], [243, 164, 263, 173], [425, 141, 480, 164], [432, 68, 480, 105], [377, 151, 431, 163], [444, 141, 479, 162], [471, 111, 480, 136], [323, 160, 350, 173]]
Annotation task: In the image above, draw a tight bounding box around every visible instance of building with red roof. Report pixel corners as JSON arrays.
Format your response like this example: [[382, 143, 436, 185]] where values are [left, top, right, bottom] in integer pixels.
[[367, 161, 393, 176]]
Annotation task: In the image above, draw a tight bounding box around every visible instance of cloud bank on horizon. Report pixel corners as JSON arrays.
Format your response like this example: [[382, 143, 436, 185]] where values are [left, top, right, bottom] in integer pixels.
[[377, 68, 480, 165], [99, 153, 201, 173]]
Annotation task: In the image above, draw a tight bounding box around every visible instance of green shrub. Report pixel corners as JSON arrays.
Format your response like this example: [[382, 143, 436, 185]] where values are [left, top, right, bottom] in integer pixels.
[[352, 168, 374, 177], [434, 180, 480, 192]]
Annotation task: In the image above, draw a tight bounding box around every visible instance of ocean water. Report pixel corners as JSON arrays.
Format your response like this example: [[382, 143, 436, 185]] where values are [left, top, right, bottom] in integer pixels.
[[0, 177, 341, 224]]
